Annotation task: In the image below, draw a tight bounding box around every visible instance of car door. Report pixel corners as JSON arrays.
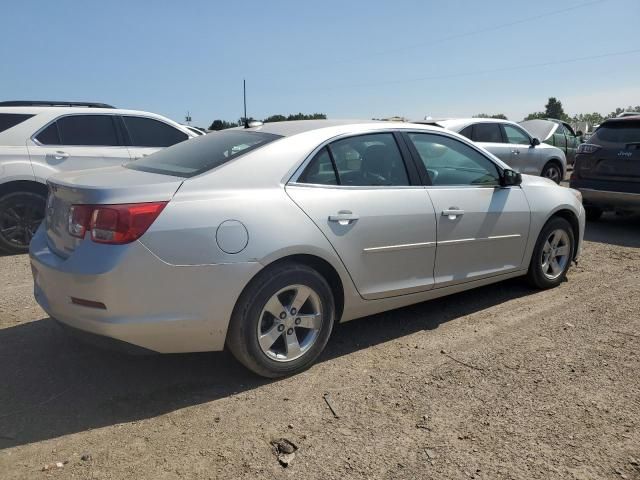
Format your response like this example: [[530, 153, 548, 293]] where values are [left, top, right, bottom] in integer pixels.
[[562, 122, 578, 164], [501, 123, 539, 175], [121, 115, 190, 160], [403, 131, 530, 287], [553, 123, 568, 157], [28, 114, 131, 174], [467, 122, 514, 166], [286, 132, 438, 300]]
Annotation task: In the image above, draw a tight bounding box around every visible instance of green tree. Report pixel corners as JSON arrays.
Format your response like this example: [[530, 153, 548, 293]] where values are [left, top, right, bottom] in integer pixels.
[[209, 119, 236, 130], [263, 114, 287, 123], [544, 97, 566, 120], [473, 113, 508, 120], [523, 111, 546, 121], [285, 113, 326, 121]]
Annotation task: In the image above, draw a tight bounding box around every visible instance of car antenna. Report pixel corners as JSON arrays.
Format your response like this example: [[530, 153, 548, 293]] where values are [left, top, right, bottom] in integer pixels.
[[243, 79, 249, 128]]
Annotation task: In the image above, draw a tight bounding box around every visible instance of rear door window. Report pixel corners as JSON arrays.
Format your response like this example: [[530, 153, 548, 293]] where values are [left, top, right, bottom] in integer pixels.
[[125, 130, 281, 177], [297, 133, 410, 186], [123, 116, 188, 147], [297, 147, 338, 185], [0, 113, 34, 133], [35, 122, 61, 145], [472, 123, 503, 143], [55, 115, 120, 146]]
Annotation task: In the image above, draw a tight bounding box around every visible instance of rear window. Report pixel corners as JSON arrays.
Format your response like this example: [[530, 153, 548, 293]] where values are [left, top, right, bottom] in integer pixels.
[[0, 113, 34, 133], [593, 121, 640, 144], [125, 130, 281, 177]]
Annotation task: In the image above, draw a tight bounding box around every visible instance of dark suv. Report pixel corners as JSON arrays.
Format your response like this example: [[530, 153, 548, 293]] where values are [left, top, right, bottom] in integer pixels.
[[570, 116, 640, 220]]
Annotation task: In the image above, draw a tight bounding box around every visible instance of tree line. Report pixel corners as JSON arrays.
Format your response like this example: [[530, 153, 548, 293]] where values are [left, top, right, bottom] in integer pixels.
[[472, 98, 639, 125], [209, 113, 326, 130]]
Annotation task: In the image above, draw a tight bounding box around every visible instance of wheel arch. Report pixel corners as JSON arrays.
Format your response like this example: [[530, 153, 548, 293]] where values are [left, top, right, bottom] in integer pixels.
[[258, 254, 345, 322], [0, 179, 48, 198]]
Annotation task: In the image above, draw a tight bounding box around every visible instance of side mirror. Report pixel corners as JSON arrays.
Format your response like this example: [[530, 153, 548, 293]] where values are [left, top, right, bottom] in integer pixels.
[[576, 130, 583, 137], [531, 137, 541, 146], [501, 169, 522, 187]]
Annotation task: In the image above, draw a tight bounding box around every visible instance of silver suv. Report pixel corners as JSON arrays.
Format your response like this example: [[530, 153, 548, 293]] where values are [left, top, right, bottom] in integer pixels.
[[0, 101, 196, 254], [416, 118, 567, 184]]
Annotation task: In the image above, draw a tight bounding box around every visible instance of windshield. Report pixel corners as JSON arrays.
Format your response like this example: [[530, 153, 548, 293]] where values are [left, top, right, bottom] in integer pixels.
[[125, 130, 282, 177]]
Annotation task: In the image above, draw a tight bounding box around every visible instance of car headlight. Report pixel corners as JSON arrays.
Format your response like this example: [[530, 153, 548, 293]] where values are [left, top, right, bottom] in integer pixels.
[[569, 188, 582, 204]]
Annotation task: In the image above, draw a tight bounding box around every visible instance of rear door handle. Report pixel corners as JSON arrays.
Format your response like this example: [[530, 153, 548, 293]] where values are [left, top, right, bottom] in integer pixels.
[[47, 151, 69, 160], [328, 210, 359, 225], [442, 208, 464, 219]]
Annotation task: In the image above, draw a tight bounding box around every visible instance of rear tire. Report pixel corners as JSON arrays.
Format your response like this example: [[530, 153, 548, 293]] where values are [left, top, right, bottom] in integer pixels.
[[541, 161, 563, 184], [0, 191, 46, 255], [527, 217, 574, 289], [585, 206, 603, 221], [226, 262, 335, 378]]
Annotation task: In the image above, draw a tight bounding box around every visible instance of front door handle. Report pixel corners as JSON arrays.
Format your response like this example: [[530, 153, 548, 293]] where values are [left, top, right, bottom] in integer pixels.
[[511, 149, 520, 155], [442, 208, 464, 219], [47, 151, 69, 160], [328, 210, 359, 225]]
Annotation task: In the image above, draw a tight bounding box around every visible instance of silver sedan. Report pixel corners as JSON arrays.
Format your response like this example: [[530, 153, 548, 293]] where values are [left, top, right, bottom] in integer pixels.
[[30, 120, 585, 377]]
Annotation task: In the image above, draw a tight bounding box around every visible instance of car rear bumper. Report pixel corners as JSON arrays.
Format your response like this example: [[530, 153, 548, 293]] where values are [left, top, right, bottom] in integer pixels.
[[29, 227, 262, 353], [578, 188, 640, 211]]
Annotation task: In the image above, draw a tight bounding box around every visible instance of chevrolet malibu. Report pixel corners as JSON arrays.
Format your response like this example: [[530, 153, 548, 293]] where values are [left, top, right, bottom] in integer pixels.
[[30, 120, 585, 377]]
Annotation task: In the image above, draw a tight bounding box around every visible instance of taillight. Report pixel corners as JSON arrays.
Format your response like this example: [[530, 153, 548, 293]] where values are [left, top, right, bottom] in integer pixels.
[[577, 143, 601, 154], [67, 202, 167, 244], [68, 205, 93, 239]]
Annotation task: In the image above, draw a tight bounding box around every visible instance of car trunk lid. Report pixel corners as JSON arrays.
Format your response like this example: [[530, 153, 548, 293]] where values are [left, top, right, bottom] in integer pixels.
[[45, 166, 183, 258]]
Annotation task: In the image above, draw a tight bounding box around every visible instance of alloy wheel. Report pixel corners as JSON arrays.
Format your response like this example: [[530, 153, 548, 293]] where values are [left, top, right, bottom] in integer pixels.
[[257, 284, 323, 362], [543, 165, 561, 183], [540, 229, 571, 280], [0, 195, 45, 250]]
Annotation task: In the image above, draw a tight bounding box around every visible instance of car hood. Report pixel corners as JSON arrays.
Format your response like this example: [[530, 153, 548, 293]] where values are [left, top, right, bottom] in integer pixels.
[[519, 120, 558, 141]]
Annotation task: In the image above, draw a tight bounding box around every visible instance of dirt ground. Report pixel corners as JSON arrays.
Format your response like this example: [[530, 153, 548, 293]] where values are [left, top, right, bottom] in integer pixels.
[[1, 213, 639, 480]]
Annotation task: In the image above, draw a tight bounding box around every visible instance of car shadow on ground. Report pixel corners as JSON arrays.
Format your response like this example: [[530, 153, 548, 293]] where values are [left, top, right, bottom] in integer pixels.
[[0, 278, 536, 449], [584, 213, 640, 248]]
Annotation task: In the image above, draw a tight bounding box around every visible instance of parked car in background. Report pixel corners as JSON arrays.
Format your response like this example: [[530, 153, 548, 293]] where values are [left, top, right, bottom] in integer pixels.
[[416, 118, 567, 183], [570, 116, 640, 220], [519, 118, 582, 165], [0, 101, 197, 253], [616, 111, 640, 118], [31, 120, 584, 378], [184, 125, 208, 136]]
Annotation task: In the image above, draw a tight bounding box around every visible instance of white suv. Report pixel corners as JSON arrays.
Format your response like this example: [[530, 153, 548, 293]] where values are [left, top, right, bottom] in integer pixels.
[[0, 101, 197, 254]]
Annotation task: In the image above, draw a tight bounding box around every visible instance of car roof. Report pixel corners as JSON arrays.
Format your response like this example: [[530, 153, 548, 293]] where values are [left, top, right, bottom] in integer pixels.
[[0, 105, 172, 116], [413, 117, 515, 131], [235, 119, 381, 137], [601, 115, 640, 124]]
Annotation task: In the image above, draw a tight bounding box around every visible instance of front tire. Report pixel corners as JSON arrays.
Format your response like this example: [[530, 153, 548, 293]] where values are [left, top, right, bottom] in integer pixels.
[[527, 217, 574, 289], [0, 191, 46, 255], [541, 161, 563, 184], [226, 262, 335, 378]]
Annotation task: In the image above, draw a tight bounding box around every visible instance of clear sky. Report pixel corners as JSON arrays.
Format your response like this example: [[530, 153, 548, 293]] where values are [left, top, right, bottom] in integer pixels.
[[1, 0, 639, 127]]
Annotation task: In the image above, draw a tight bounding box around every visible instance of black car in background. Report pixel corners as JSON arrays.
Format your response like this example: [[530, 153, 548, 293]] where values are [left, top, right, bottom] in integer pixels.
[[570, 116, 640, 220]]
